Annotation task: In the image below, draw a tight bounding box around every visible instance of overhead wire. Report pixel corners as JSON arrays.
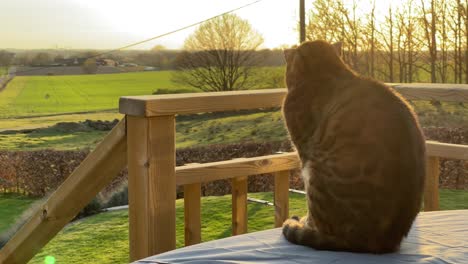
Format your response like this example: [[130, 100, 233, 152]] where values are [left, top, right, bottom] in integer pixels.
[[12, 0, 264, 76]]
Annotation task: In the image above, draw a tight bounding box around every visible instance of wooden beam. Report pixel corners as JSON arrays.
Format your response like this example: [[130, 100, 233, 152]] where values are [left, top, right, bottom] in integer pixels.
[[127, 115, 176, 261], [119, 84, 468, 117], [232, 176, 248, 236], [426, 141, 468, 160], [424, 157, 440, 211], [274, 171, 290, 227], [389, 83, 468, 102], [176, 153, 300, 185], [0, 119, 127, 264], [119, 89, 286, 116], [184, 183, 201, 246], [174, 140, 467, 187]]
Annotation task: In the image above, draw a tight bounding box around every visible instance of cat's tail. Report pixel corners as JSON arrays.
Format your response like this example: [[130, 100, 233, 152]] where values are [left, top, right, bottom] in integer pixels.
[[282, 217, 399, 254], [282, 218, 350, 252]]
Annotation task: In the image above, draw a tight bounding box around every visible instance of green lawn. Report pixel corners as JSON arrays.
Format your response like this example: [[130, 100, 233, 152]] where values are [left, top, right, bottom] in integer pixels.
[[0, 110, 288, 151], [0, 69, 466, 151], [0, 100, 466, 151], [0, 194, 37, 234], [0, 71, 195, 118], [0, 67, 8, 76], [0, 190, 456, 263], [0, 67, 284, 119], [0, 111, 123, 132], [0, 130, 108, 151]]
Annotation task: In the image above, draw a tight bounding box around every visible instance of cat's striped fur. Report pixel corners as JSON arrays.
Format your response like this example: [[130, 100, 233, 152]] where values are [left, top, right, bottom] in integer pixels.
[[282, 40, 425, 253]]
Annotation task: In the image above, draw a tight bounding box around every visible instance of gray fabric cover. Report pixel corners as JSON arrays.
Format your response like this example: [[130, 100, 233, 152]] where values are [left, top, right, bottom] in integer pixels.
[[134, 210, 468, 264]]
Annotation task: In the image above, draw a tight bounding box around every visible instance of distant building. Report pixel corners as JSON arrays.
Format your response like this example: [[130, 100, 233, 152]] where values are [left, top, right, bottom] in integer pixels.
[[96, 58, 118, 67], [120, 63, 138, 67], [54, 58, 86, 66]]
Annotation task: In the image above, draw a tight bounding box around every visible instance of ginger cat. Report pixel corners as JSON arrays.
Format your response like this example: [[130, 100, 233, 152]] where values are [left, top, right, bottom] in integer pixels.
[[282, 40, 425, 253]]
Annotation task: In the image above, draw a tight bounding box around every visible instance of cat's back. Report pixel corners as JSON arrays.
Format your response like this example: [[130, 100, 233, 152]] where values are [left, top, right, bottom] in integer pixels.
[[354, 77, 422, 137]]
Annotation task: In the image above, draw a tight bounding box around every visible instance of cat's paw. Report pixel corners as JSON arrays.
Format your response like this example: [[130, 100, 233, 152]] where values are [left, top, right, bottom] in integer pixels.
[[291, 215, 300, 221], [282, 218, 300, 243]]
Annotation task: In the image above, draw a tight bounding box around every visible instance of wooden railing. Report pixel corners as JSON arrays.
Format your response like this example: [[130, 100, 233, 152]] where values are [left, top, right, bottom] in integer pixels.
[[1, 84, 468, 263]]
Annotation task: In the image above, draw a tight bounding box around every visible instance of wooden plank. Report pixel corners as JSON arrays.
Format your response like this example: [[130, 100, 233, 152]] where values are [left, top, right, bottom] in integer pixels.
[[424, 156, 440, 211], [274, 171, 290, 227], [174, 140, 467, 187], [231, 176, 248, 235], [127, 115, 176, 261], [119, 84, 468, 117], [119, 89, 286, 116], [176, 152, 300, 185], [426, 141, 468, 160], [184, 183, 201, 246], [0, 119, 127, 264], [390, 83, 468, 103]]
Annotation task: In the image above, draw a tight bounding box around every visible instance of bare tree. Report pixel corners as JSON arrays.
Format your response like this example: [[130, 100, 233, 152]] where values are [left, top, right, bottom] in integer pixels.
[[437, 0, 449, 83], [82, 59, 98, 74], [450, 0, 464, 83], [377, 5, 396, 82], [393, 0, 423, 83], [306, 0, 345, 43], [464, 0, 468, 83], [339, 0, 362, 71], [404, 0, 420, 83], [420, 0, 438, 82], [362, 0, 377, 78], [0, 51, 14, 75], [173, 14, 263, 92], [369, 0, 376, 78], [31, 52, 51, 66]]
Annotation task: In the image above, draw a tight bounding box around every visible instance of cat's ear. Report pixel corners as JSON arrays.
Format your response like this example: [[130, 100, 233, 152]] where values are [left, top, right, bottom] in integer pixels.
[[283, 46, 297, 63], [332, 42, 343, 57]]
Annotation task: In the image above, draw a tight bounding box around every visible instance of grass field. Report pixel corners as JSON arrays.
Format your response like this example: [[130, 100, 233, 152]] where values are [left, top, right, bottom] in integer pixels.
[[0, 71, 196, 118], [0, 67, 8, 76], [0, 67, 284, 119], [0, 194, 37, 234], [0, 189, 458, 263], [0, 111, 122, 131], [0, 100, 466, 151]]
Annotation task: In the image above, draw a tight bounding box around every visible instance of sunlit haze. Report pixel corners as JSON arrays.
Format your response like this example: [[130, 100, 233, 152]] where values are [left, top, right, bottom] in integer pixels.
[[1, 0, 405, 50], [1, 0, 299, 50]]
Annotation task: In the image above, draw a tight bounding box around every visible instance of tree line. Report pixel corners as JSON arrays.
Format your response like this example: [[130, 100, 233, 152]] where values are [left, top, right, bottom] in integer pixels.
[[307, 0, 468, 83]]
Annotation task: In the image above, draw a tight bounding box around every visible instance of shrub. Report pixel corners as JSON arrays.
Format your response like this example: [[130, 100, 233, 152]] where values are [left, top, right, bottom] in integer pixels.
[[74, 197, 103, 219], [0, 127, 466, 201], [104, 185, 128, 208], [153, 88, 197, 95]]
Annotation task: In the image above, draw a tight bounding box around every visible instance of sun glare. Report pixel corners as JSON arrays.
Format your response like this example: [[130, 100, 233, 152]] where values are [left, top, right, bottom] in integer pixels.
[[2, 0, 416, 49], [72, 0, 298, 49]]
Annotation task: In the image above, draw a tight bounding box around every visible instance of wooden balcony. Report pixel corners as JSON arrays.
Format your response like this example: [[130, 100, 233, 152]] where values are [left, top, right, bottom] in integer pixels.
[[1, 84, 468, 263]]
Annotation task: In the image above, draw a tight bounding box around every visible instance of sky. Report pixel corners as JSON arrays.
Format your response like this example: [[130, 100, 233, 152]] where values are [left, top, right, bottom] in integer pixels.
[[0, 0, 301, 50]]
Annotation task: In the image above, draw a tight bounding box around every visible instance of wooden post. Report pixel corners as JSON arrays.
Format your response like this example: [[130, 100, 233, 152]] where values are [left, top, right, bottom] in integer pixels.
[[424, 156, 440, 211], [231, 176, 248, 235], [274, 171, 289, 227], [127, 115, 176, 261], [184, 183, 201, 246]]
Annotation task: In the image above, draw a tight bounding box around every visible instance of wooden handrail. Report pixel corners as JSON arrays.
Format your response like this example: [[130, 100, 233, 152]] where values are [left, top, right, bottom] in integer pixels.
[[119, 84, 468, 117], [176, 153, 300, 185], [388, 83, 468, 102], [174, 141, 468, 185], [0, 119, 127, 264], [426, 141, 468, 160], [120, 88, 285, 117]]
